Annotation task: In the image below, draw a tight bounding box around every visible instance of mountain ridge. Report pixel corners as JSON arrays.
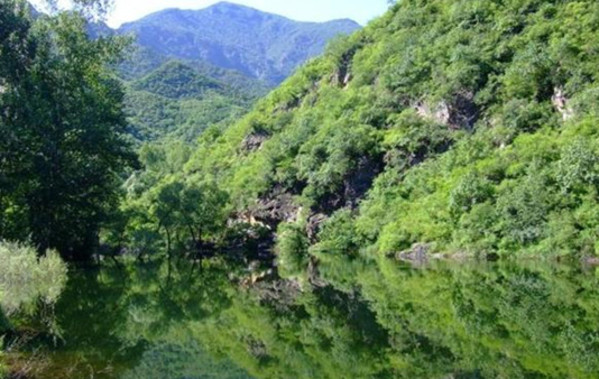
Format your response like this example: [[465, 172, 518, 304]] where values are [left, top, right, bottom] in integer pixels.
[[119, 2, 359, 29], [116, 2, 360, 84]]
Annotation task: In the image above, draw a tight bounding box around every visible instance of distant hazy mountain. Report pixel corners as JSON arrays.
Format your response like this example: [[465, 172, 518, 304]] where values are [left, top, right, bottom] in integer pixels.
[[118, 2, 360, 84]]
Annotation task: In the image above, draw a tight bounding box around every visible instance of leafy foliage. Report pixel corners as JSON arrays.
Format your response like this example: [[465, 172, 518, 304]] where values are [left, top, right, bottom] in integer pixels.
[[0, 240, 67, 318], [110, 142, 232, 260], [0, 1, 135, 259]]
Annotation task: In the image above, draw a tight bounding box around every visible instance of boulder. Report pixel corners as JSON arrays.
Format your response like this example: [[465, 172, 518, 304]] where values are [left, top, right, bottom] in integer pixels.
[[241, 131, 269, 152], [395, 243, 433, 263]]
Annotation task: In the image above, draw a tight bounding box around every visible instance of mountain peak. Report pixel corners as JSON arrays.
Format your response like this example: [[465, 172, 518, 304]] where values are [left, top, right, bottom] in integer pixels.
[[206, 1, 261, 11], [202, 1, 283, 23]]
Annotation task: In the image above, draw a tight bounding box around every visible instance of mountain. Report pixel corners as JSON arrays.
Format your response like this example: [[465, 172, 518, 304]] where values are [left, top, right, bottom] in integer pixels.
[[178, 0, 599, 267], [118, 2, 360, 84], [131, 61, 224, 99], [118, 45, 269, 95], [124, 60, 260, 142], [28, 2, 359, 143]]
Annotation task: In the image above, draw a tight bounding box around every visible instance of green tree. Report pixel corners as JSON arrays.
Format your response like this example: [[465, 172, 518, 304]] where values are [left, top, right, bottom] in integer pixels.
[[0, 0, 135, 260], [144, 177, 229, 259]]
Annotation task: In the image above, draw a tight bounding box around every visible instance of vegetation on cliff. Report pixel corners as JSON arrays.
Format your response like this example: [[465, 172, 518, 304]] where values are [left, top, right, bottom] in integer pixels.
[[158, 0, 599, 272]]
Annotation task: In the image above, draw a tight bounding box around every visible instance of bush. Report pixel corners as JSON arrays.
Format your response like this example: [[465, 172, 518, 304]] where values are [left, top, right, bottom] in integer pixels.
[[448, 171, 494, 218], [313, 209, 359, 257], [0, 241, 68, 316], [495, 172, 551, 248], [557, 138, 599, 194]]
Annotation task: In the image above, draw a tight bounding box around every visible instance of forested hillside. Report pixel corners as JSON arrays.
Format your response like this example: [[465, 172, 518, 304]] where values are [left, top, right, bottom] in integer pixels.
[[1, 0, 361, 260], [123, 60, 264, 142], [122, 0, 599, 273], [11, 0, 599, 266]]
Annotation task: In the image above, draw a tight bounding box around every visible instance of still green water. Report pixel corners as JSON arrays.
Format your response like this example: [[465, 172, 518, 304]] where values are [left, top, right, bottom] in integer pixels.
[[4, 258, 599, 378]]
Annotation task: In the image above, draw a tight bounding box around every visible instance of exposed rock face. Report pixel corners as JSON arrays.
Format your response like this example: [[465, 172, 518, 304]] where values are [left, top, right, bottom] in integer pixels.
[[228, 185, 306, 253], [237, 152, 381, 251], [344, 156, 383, 208], [241, 131, 269, 152], [450, 91, 479, 129], [552, 86, 574, 121], [416, 101, 450, 125], [333, 47, 358, 88], [581, 256, 599, 266], [343, 72, 353, 87], [316, 154, 384, 215], [414, 91, 479, 130], [248, 187, 301, 229], [395, 243, 433, 263]]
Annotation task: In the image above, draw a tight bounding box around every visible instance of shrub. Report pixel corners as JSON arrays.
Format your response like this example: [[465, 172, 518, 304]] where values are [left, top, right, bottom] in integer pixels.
[[449, 171, 494, 218], [557, 138, 599, 194], [0, 241, 68, 316], [313, 209, 359, 257]]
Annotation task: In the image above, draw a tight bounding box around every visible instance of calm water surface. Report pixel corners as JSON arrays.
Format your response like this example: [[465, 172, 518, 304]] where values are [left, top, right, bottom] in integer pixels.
[[4, 259, 599, 378]]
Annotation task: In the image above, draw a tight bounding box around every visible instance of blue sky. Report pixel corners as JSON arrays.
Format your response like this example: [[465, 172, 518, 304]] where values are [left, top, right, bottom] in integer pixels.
[[106, 0, 389, 27]]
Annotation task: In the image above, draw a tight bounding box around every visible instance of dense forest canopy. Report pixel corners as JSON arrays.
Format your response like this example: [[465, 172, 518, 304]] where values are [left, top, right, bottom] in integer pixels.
[[122, 59, 264, 143]]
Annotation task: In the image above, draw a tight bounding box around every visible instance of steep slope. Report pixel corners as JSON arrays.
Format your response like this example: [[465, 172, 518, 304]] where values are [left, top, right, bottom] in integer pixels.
[[124, 60, 259, 142], [182, 0, 599, 266], [118, 2, 360, 84]]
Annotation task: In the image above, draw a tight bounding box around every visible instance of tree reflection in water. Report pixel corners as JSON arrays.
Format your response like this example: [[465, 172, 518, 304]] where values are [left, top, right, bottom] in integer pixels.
[[3, 257, 599, 378]]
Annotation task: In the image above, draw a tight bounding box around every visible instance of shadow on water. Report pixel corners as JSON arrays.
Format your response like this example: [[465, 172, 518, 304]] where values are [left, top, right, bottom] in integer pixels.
[[3, 256, 599, 378]]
